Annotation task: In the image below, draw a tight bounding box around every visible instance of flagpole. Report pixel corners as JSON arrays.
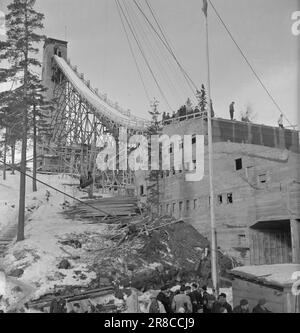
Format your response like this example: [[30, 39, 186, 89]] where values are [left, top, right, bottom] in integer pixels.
[[203, 0, 219, 295]]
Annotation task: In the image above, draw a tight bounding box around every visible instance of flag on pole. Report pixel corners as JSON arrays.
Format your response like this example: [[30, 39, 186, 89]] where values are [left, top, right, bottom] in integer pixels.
[[202, 0, 208, 17]]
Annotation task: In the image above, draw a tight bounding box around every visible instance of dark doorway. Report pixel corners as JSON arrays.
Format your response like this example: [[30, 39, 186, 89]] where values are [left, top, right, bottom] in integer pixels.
[[249, 219, 292, 265]]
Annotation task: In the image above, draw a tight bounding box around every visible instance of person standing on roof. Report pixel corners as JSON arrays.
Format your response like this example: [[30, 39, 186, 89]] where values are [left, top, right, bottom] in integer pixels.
[[229, 102, 235, 120], [278, 114, 284, 129], [210, 99, 215, 118]]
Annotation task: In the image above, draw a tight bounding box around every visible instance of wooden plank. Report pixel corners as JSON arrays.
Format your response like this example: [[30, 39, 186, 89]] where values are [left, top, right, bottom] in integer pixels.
[[28, 287, 114, 309], [259, 232, 265, 265]]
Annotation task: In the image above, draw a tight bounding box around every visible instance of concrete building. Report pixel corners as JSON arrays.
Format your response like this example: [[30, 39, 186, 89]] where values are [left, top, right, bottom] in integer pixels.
[[230, 264, 300, 313], [138, 116, 300, 265]]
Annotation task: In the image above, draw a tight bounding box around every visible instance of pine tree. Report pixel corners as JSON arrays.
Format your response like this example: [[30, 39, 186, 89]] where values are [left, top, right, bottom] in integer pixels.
[[196, 84, 208, 114], [0, 87, 23, 177], [0, 0, 45, 241], [27, 73, 54, 192], [186, 97, 193, 114], [146, 99, 163, 216]]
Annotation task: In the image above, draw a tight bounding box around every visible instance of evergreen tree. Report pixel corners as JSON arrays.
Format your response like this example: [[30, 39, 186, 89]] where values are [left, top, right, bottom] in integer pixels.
[[186, 97, 193, 114], [196, 84, 208, 114], [146, 99, 163, 216], [27, 74, 54, 192], [0, 87, 23, 177], [0, 0, 45, 241]]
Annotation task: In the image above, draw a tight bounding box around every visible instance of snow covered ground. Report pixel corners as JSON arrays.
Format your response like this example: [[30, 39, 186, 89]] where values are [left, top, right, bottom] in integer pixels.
[[0, 172, 112, 310], [0, 171, 233, 313]]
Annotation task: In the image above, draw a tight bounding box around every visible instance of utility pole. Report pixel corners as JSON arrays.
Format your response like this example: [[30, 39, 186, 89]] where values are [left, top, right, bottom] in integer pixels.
[[202, 0, 219, 295], [32, 103, 37, 192], [3, 122, 7, 181]]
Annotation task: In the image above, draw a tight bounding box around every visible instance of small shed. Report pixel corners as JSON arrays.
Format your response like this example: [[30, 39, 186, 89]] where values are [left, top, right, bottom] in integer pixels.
[[230, 264, 300, 313]]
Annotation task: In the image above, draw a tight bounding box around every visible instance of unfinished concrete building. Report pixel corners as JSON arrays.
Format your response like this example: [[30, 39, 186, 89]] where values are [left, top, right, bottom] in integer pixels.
[[137, 116, 300, 265]]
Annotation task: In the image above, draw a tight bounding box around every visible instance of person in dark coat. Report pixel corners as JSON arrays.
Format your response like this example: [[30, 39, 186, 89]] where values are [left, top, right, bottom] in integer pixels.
[[212, 293, 232, 313], [210, 99, 215, 118], [203, 294, 216, 313], [202, 285, 211, 313], [189, 283, 203, 313], [229, 102, 235, 120], [233, 299, 250, 313], [157, 285, 172, 313], [252, 298, 272, 313]]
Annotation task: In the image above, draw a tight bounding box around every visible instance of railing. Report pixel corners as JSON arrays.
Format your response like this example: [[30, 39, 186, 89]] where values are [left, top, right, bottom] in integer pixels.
[[65, 57, 150, 129], [162, 111, 207, 126]]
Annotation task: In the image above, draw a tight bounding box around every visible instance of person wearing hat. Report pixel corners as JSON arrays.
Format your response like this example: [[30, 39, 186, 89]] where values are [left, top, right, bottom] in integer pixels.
[[203, 294, 216, 313], [189, 283, 203, 313], [212, 293, 232, 313], [157, 285, 172, 313], [147, 291, 166, 314], [233, 299, 250, 313], [202, 286, 212, 313], [252, 298, 272, 313], [171, 285, 193, 313]]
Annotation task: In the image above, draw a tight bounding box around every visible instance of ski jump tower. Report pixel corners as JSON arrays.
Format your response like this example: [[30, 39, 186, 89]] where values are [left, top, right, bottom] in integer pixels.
[[42, 37, 68, 102], [39, 37, 147, 192]]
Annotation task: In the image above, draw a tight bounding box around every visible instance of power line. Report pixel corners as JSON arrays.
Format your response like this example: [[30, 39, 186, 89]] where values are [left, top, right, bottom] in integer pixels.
[[0, 159, 117, 219], [144, 0, 194, 101], [126, 0, 183, 107], [208, 0, 294, 128], [115, 0, 151, 103], [133, 0, 199, 96], [116, 0, 173, 111], [121, 0, 174, 111]]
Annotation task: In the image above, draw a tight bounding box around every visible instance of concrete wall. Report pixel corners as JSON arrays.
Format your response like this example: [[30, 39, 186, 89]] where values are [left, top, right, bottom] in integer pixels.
[[139, 117, 300, 264], [232, 278, 285, 312], [42, 38, 68, 101]]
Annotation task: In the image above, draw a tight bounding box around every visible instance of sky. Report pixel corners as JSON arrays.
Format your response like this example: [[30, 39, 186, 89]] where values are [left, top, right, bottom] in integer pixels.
[[0, 0, 299, 128]]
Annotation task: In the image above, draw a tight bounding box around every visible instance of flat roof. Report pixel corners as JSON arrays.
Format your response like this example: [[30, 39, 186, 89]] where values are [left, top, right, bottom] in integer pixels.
[[230, 264, 300, 288]]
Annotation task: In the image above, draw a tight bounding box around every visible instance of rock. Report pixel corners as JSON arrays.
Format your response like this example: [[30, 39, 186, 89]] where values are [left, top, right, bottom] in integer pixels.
[[61, 239, 82, 249], [9, 268, 24, 278], [99, 277, 111, 286], [12, 286, 23, 293], [58, 259, 71, 270]]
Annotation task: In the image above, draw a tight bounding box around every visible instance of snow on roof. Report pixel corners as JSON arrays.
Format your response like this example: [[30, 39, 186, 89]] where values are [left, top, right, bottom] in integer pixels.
[[230, 264, 300, 287]]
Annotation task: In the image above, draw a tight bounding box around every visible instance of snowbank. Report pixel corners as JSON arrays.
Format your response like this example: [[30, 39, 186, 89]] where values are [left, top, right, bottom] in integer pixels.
[[0, 173, 109, 308]]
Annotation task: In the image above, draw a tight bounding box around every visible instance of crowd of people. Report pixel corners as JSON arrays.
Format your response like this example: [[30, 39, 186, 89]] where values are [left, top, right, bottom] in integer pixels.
[[0, 285, 273, 314], [162, 100, 286, 130], [161, 100, 215, 124], [147, 284, 272, 314]]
